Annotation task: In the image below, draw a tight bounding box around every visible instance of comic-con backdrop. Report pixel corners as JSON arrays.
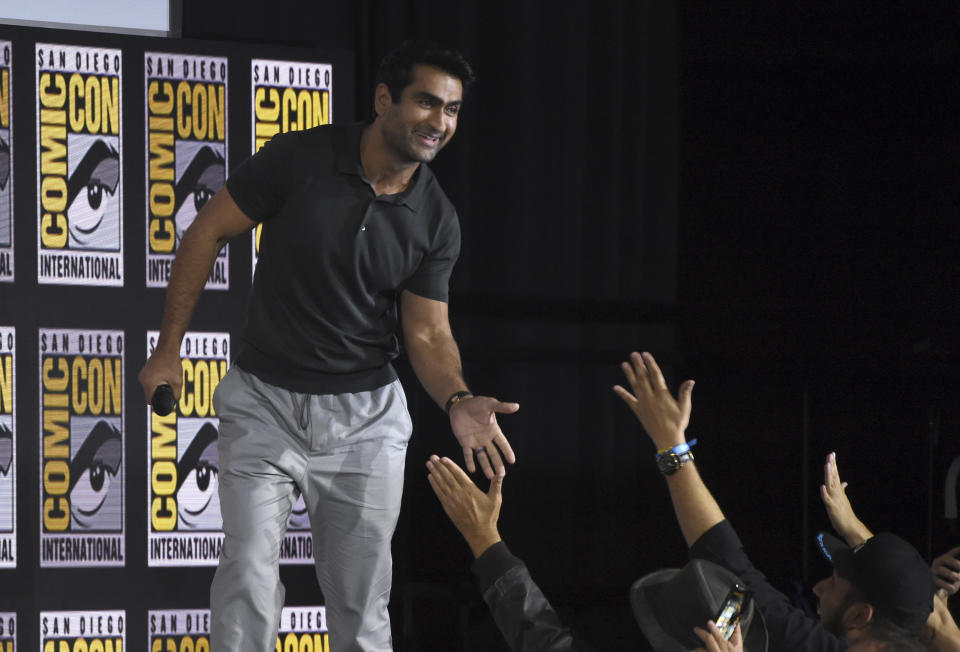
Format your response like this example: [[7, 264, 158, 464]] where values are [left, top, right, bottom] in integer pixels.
[[0, 22, 351, 652]]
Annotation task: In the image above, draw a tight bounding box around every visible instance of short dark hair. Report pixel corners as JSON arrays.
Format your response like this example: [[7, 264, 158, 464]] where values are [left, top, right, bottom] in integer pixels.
[[374, 40, 475, 102]]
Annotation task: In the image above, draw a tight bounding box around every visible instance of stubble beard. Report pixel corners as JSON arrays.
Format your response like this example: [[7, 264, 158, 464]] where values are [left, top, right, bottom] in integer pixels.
[[382, 120, 444, 164]]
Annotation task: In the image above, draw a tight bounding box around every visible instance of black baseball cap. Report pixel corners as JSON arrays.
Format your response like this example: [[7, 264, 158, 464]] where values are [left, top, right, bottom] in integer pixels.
[[817, 532, 935, 630]]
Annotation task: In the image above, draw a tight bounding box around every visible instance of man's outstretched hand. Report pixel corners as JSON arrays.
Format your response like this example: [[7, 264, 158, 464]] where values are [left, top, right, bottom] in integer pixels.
[[427, 455, 503, 558], [613, 351, 694, 451], [449, 396, 519, 479]]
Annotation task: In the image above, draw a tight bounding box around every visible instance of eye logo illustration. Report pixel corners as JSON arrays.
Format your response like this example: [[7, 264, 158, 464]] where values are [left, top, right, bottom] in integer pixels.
[[0, 137, 10, 192], [0, 137, 10, 247], [66, 139, 120, 249], [176, 422, 220, 530], [68, 420, 122, 529], [174, 146, 225, 246], [289, 494, 309, 530], [0, 424, 11, 477]]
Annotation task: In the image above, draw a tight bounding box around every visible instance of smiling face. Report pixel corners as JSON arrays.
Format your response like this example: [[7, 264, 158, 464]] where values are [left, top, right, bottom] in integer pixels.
[[375, 64, 463, 164]]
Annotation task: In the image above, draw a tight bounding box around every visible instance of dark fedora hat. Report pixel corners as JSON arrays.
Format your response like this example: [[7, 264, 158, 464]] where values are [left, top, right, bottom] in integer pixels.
[[631, 559, 768, 652]]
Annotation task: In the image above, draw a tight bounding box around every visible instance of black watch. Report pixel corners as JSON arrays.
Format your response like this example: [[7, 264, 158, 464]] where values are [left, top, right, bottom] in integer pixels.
[[656, 450, 694, 476]]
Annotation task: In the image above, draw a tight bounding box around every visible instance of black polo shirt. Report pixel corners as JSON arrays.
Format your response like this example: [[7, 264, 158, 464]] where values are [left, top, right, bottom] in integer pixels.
[[225, 122, 461, 394]]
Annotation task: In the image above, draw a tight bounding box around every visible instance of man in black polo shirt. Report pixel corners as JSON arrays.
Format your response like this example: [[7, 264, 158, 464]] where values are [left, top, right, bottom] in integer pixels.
[[139, 42, 519, 652]]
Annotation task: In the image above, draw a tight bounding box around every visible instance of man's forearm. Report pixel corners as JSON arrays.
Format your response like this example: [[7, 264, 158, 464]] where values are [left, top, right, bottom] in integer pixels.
[[406, 328, 469, 410], [155, 224, 226, 355], [663, 462, 726, 548]]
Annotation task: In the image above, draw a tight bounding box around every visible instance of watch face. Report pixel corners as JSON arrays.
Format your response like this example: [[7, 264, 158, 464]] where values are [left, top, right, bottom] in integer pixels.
[[657, 452, 680, 475]]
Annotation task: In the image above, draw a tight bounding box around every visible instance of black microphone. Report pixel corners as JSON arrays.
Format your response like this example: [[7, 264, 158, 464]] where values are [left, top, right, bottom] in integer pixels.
[[151, 384, 176, 416]]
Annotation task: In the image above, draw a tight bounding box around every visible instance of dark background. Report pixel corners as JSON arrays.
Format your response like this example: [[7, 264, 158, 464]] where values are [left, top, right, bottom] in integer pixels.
[[3, 1, 959, 650], [188, 2, 959, 649]]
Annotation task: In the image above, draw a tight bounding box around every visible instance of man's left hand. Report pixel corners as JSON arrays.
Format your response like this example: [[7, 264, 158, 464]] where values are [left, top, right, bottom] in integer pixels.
[[449, 395, 519, 478]]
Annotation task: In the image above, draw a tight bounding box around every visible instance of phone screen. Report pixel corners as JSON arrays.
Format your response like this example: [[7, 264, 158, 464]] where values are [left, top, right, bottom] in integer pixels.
[[714, 584, 752, 640]]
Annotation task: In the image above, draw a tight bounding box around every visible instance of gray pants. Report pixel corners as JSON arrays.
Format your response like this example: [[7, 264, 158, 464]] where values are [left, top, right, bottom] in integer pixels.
[[210, 366, 412, 652]]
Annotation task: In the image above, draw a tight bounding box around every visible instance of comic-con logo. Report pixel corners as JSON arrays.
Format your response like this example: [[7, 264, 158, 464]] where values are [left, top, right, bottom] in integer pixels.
[[0, 613, 14, 652], [250, 59, 332, 280], [148, 607, 328, 651], [0, 41, 13, 282], [39, 329, 125, 567], [148, 332, 228, 566], [277, 607, 329, 651], [36, 44, 123, 286], [148, 610, 211, 651], [0, 327, 15, 567], [146, 54, 228, 289], [41, 611, 124, 652]]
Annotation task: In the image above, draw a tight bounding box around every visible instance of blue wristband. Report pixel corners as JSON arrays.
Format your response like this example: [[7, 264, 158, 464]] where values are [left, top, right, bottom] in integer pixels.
[[657, 439, 697, 458]]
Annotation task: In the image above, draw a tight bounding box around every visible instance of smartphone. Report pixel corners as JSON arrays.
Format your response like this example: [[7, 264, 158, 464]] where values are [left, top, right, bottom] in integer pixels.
[[714, 583, 752, 640]]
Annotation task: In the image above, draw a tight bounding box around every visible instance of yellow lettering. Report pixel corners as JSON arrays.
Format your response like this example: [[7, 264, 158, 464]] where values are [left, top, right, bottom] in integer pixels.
[[43, 355, 71, 531], [0, 69, 8, 128], [149, 132, 175, 182], [44, 459, 69, 495], [148, 80, 174, 115], [312, 90, 329, 127], [255, 87, 281, 151], [42, 397, 69, 457], [0, 355, 11, 414], [41, 176, 68, 219], [40, 126, 67, 176], [71, 357, 87, 414], [151, 409, 177, 458], [84, 75, 102, 134], [101, 76, 120, 135], [179, 360, 194, 416], [149, 80, 177, 254], [192, 84, 207, 140], [281, 88, 297, 133], [40, 75, 69, 250], [39, 72, 66, 109], [255, 87, 280, 122], [208, 84, 225, 141], [152, 409, 177, 531], [105, 358, 122, 414], [68, 73, 85, 132], [176, 81, 192, 139]]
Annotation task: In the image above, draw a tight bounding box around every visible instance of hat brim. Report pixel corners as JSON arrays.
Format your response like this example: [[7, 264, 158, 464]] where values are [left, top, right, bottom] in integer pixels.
[[817, 532, 855, 579]]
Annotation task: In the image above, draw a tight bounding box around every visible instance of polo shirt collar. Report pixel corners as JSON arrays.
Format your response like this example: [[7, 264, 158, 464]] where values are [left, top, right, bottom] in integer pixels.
[[334, 121, 429, 213]]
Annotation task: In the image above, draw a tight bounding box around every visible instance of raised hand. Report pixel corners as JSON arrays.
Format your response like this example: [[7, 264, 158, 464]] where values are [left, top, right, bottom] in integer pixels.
[[819, 452, 872, 547], [426, 455, 503, 558], [613, 351, 694, 451]]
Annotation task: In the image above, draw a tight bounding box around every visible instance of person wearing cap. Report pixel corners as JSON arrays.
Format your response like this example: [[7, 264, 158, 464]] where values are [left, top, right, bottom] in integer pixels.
[[424, 453, 748, 651], [821, 452, 960, 651], [613, 351, 934, 652]]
